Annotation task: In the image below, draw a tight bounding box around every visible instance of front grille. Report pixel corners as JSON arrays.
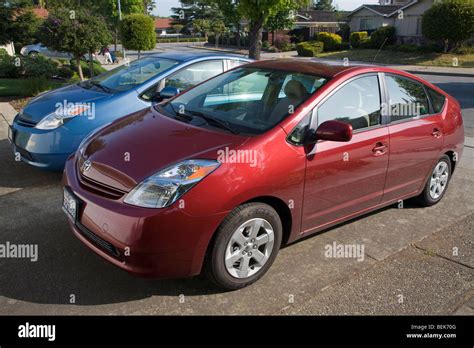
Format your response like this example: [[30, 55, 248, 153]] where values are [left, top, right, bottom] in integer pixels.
[[77, 172, 126, 199], [76, 220, 120, 258]]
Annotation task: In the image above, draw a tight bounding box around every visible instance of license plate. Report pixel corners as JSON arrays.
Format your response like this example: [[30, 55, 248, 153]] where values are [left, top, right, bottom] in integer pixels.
[[62, 188, 78, 221]]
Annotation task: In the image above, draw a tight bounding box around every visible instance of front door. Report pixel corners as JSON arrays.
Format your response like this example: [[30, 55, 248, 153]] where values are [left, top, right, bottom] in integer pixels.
[[301, 74, 390, 232]]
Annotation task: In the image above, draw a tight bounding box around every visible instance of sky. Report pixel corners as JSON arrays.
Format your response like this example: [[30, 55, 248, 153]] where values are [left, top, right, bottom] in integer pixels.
[[153, 0, 379, 17]]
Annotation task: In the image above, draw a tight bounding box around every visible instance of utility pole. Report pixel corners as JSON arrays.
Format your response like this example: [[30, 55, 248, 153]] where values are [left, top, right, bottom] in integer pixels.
[[118, 0, 126, 61]]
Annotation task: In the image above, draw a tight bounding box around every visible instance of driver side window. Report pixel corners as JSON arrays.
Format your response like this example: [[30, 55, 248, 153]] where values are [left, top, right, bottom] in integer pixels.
[[317, 75, 381, 131], [165, 60, 224, 90]]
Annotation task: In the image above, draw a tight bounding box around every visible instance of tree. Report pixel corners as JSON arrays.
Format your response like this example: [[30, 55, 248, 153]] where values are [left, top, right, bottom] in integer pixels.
[[266, 8, 295, 45], [216, 0, 243, 48], [171, 0, 222, 34], [0, 0, 39, 47], [193, 18, 211, 40], [38, 8, 111, 80], [313, 0, 335, 11], [238, 0, 308, 59], [120, 13, 156, 59], [211, 20, 226, 48], [172, 24, 184, 34], [422, 0, 474, 53]]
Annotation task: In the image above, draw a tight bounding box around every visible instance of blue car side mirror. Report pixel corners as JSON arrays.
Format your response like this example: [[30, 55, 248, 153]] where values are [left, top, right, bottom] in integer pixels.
[[158, 86, 180, 100]]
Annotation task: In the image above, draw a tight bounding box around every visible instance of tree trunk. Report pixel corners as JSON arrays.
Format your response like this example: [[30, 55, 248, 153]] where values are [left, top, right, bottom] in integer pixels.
[[76, 56, 84, 81], [114, 28, 118, 52], [443, 39, 449, 53], [236, 23, 241, 49], [215, 34, 219, 48], [88, 51, 94, 78], [272, 31, 275, 46], [248, 17, 264, 60], [138, 50, 141, 60]]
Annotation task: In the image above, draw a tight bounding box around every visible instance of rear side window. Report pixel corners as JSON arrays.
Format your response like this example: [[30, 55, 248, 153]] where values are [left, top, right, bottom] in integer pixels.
[[427, 88, 446, 113], [385, 74, 429, 122]]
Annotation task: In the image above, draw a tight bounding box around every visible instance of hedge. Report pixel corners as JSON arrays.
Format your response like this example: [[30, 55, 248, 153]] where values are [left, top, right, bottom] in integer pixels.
[[156, 37, 207, 43], [350, 31, 368, 48], [370, 26, 396, 48], [296, 41, 324, 57], [315, 32, 342, 51]]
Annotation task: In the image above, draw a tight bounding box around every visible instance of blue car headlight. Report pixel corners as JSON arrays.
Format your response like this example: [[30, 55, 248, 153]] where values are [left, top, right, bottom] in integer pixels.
[[35, 104, 91, 130], [124, 159, 220, 208]]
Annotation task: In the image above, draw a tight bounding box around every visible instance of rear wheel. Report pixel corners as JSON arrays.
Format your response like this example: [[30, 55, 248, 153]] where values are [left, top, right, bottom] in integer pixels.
[[415, 155, 451, 206], [205, 203, 282, 290]]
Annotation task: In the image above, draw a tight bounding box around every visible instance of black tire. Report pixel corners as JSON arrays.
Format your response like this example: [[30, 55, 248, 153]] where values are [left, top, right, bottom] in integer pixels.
[[205, 203, 282, 290], [415, 155, 452, 207]]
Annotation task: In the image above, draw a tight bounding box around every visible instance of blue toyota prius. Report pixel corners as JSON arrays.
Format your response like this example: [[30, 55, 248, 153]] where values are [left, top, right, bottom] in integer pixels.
[[8, 52, 251, 171]]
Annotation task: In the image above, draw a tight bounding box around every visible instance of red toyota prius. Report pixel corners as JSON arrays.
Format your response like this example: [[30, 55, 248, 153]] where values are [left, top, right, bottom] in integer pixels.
[[62, 60, 464, 290]]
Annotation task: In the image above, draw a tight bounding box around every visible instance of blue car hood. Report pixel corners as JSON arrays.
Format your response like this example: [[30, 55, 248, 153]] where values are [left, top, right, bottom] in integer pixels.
[[21, 83, 112, 123]]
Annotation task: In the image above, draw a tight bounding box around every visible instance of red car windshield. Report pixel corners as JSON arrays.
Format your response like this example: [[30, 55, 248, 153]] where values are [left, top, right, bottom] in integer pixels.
[[160, 67, 327, 135]]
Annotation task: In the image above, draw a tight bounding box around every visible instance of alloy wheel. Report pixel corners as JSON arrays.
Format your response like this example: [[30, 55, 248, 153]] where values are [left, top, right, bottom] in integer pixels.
[[429, 161, 449, 200]]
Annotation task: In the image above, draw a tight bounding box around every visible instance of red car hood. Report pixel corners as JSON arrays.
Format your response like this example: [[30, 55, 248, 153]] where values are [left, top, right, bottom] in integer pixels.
[[79, 107, 248, 191]]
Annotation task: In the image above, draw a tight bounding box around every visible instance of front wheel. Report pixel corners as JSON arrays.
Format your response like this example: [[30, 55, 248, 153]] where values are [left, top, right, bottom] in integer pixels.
[[415, 155, 452, 206], [205, 203, 282, 290]]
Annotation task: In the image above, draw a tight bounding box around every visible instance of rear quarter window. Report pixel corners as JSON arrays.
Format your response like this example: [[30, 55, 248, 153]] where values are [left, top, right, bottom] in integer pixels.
[[427, 88, 446, 114]]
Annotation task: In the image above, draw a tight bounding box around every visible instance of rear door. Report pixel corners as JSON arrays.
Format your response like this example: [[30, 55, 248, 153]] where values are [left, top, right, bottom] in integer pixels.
[[382, 73, 444, 202], [301, 73, 390, 232]]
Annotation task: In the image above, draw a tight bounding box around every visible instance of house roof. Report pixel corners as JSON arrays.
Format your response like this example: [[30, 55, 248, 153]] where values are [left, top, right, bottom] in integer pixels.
[[155, 18, 172, 29], [295, 10, 339, 23], [347, 1, 418, 17]]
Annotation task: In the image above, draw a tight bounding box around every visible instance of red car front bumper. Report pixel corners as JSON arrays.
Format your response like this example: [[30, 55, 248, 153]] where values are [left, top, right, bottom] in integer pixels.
[[62, 155, 229, 278]]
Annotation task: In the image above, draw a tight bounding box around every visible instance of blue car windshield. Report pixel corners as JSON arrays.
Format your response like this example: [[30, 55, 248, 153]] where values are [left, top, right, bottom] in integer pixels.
[[82, 57, 179, 93]]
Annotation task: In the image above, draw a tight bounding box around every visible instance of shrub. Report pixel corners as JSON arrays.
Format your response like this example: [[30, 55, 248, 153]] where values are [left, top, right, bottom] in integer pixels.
[[262, 40, 271, 49], [350, 31, 368, 48], [56, 65, 74, 79], [0, 55, 22, 78], [315, 32, 342, 51], [70, 60, 106, 78], [370, 26, 396, 48], [359, 38, 373, 49], [23, 76, 51, 96], [336, 42, 351, 51], [274, 36, 293, 52], [422, 0, 474, 52], [296, 41, 324, 57], [454, 44, 474, 55], [23, 55, 59, 78]]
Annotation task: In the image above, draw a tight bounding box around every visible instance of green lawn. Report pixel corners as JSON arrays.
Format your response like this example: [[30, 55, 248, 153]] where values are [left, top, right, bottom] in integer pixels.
[[0, 78, 64, 97], [317, 49, 474, 68]]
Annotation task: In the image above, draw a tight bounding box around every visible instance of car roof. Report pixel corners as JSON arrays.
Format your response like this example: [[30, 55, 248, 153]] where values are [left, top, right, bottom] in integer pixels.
[[149, 51, 252, 63], [243, 59, 371, 79]]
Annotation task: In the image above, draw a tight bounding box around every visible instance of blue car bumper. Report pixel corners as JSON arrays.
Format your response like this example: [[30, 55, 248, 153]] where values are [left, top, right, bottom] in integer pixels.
[[9, 116, 84, 171]]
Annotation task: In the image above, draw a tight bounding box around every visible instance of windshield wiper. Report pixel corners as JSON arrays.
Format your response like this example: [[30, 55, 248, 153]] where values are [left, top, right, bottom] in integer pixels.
[[89, 81, 112, 94], [186, 109, 239, 135]]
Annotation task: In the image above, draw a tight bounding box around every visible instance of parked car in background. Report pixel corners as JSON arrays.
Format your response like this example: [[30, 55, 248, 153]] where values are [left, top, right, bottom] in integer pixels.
[[20, 42, 73, 59], [9, 52, 251, 171], [62, 60, 464, 290]]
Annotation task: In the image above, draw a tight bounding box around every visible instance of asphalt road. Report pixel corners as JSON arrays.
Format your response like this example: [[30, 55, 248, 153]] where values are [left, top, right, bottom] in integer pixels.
[[0, 62, 472, 315]]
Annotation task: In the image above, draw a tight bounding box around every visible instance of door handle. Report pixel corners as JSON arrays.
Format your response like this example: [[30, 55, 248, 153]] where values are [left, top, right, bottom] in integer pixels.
[[431, 128, 442, 138], [372, 142, 388, 156]]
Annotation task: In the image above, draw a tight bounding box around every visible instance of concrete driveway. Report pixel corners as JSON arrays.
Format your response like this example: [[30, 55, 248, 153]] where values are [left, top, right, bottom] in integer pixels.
[[0, 69, 472, 315]]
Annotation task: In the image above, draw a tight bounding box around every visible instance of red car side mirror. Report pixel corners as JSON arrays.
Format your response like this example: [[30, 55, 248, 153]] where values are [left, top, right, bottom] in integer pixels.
[[306, 120, 353, 144]]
